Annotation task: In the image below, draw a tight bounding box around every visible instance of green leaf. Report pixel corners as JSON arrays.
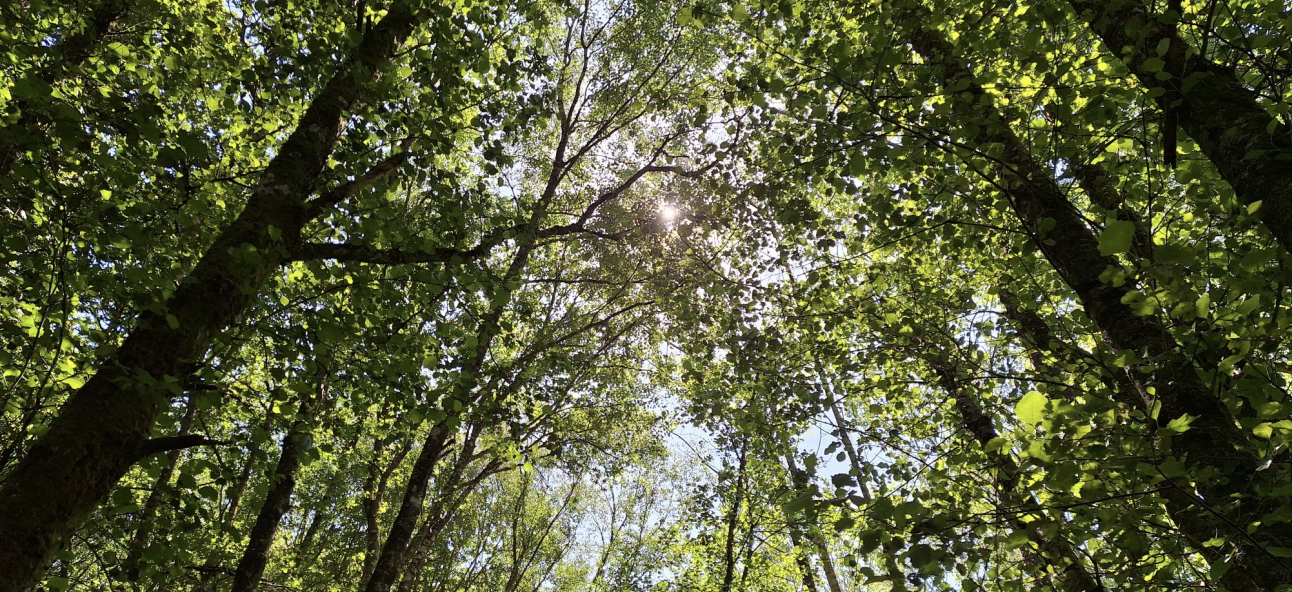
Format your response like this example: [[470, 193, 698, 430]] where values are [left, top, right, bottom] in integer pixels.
[[1098, 220, 1136, 256], [1153, 244, 1195, 265], [1027, 440, 1051, 462], [784, 491, 814, 513], [1162, 414, 1194, 434], [1016, 391, 1048, 425], [1003, 530, 1031, 549]]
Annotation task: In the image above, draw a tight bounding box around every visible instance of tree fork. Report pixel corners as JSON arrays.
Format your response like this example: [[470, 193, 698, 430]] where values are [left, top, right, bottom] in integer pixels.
[[362, 424, 454, 592], [395, 431, 488, 592]]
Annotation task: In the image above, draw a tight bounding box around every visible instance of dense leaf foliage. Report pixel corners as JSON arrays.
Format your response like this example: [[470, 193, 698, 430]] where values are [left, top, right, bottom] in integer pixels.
[[3, 0, 1292, 591]]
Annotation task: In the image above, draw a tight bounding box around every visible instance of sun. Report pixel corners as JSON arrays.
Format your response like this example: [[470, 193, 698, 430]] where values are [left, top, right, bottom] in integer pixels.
[[660, 204, 679, 222]]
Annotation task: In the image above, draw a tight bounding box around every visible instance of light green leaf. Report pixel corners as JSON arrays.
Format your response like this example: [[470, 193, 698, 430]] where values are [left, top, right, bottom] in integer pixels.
[[1016, 391, 1048, 425], [1027, 440, 1051, 462]]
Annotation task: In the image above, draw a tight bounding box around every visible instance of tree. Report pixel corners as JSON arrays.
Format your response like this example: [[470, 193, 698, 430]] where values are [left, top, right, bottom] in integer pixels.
[[7, 0, 1292, 590]]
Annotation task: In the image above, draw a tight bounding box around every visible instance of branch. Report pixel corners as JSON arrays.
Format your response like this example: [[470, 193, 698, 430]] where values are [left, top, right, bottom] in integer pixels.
[[290, 214, 624, 266], [302, 152, 413, 220], [572, 164, 700, 228], [291, 242, 481, 266], [139, 435, 228, 457]]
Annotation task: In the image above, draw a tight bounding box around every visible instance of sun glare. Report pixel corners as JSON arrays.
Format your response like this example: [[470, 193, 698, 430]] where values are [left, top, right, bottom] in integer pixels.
[[660, 204, 679, 221]]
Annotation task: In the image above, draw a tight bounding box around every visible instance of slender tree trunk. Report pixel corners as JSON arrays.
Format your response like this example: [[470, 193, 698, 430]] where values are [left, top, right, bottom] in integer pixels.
[[784, 454, 843, 592], [395, 435, 491, 592], [362, 424, 453, 592], [123, 397, 199, 577], [397, 463, 504, 591], [501, 475, 580, 592], [0, 4, 424, 588], [375, 158, 557, 592], [720, 443, 747, 592], [793, 548, 820, 592], [811, 357, 871, 501], [895, 12, 1290, 588], [293, 428, 364, 579], [996, 287, 1144, 408], [361, 435, 413, 582], [361, 437, 388, 581], [932, 361, 1104, 592], [1066, 0, 1292, 252], [293, 501, 326, 571], [229, 384, 328, 592], [222, 441, 260, 531]]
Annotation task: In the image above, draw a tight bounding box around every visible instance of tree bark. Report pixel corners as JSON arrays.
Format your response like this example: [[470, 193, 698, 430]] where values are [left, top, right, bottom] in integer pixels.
[[997, 287, 1144, 408], [901, 13, 1289, 590], [784, 454, 843, 592], [1067, 163, 1154, 262], [794, 550, 820, 592], [229, 385, 327, 592], [932, 362, 1104, 592], [361, 435, 413, 582], [395, 433, 492, 592], [811, 357, 871, 501], [0, 4, 423, 588], [362, 424, 453, 592], [720, 443, 747, 592], [1066, 0, 1292, 254]]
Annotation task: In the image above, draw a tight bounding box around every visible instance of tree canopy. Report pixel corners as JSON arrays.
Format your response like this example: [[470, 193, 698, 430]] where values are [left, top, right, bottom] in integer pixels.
[[2, 0, 1292, 591]]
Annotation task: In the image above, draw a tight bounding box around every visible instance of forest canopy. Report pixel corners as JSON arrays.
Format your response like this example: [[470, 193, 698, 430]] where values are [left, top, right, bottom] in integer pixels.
[[2, 0, 1292, 591]]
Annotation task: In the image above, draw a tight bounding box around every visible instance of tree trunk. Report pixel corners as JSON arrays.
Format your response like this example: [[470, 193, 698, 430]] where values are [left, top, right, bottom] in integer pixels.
[[228, 385, 327, 592], [123, 396, 199, 578], [996, 287, 1143, 408], [932, 362, 1104, 592], [720, 443, 747, 592], [361, 435, 413, 582], [784, 454, 843, 592], [222, 438, 261, 531], [0, 5, 423, 588], [395, 434, 491, 592], [811, 357, 871, 501], [899, 14, 1290, 589], [794, 549, 820, 592], [362, 424, 453, 592], [1067, 0, 1292, 253]]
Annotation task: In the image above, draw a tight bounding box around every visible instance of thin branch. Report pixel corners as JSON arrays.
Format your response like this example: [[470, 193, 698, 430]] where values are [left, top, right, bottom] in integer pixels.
[[139, 435, 229, 457], [302, 152, 413, 220]]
